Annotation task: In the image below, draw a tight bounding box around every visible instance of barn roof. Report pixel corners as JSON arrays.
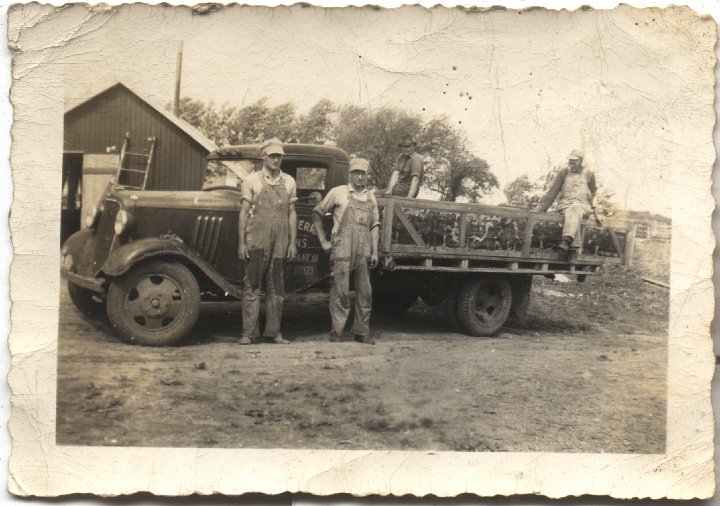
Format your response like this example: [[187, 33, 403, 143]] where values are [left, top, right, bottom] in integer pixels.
[[64, 82, 218, 153]]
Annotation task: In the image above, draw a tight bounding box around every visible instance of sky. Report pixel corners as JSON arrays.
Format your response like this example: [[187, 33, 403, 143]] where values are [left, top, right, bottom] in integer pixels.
[[58, 3, 717, 216]]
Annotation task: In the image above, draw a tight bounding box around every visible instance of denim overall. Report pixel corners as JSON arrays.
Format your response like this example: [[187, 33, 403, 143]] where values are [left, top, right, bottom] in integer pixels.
[[557, 170, 592, 250], [329, 191, 374, 337], [242, 176, 290, 338]]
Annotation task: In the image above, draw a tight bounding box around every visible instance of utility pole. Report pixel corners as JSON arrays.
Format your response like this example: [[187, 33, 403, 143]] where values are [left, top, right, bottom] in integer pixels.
[[173, 41, 183, 116]]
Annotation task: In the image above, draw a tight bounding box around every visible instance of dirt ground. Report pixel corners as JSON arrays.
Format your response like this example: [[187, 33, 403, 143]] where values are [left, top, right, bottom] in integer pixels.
[[56, 257, 668, 453]]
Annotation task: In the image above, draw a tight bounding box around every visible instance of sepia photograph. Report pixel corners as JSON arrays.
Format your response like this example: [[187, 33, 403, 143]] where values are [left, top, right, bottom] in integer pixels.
[[7, 0, 716, 499]]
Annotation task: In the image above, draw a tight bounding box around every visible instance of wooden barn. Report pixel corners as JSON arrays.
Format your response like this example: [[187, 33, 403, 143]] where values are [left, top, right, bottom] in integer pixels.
[[62, 82, 218, 242], [64, 81, 217, 190]]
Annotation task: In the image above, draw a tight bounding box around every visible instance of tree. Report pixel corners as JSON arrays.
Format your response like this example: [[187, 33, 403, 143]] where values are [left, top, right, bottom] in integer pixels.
[[264, 102, 297, 141], [294, 99, 336, 143], [175, 98, 500, 203], [503, 175, 535, 208], [176, 97, 301, 146], [176, 97, 227, 146], [418, 117, 497, 202], [502, 173, 550, 209], [593, 186, 618, 218]]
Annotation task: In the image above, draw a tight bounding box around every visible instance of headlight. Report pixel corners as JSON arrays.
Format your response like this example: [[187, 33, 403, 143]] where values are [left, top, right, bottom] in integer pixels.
[[61, 247, 74, 271], [114, 209, 132, 236]]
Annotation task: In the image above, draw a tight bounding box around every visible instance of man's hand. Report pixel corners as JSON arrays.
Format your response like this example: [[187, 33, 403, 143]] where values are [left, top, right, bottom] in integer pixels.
[[238, 243, 249, 260], [287, 242, 298, 261], [320, 239, 333, 253], [370, 253, 379, 268]]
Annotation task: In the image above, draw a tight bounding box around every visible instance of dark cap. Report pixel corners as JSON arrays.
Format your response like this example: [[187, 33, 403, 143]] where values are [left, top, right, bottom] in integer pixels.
[[397, 135, 417, 147]]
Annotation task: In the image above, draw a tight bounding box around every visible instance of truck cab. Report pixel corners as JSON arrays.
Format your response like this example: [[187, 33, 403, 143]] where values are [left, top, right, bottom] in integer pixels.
[[61, 143, 348, 346]]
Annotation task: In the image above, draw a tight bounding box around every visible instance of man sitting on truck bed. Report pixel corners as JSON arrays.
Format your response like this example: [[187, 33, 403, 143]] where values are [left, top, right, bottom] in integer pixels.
[[375, 134, 423, 198], [537, 149, 597, 260]]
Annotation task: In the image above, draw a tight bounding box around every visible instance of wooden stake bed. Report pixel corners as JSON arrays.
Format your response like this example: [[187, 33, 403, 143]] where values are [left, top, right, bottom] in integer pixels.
[[376, 196, 635, 276]]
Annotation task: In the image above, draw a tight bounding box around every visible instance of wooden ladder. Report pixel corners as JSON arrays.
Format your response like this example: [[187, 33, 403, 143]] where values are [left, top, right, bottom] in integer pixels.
[[117, 132, 157, 190]]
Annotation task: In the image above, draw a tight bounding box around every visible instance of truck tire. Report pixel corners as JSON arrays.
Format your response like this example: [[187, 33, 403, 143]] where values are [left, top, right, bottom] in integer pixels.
[[443, 279, 462, 332], [67, 282, 106, 319], [373, 290, 418, 314], [457, 275, 512, 337], [107, 260, 200, 346]]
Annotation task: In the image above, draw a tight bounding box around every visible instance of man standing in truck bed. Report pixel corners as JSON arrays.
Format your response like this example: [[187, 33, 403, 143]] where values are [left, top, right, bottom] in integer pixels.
[[376, 134, 423, 198], [237, 138, 298, 345], [313, 158, 380, 345], [538, 149, 598, 260]]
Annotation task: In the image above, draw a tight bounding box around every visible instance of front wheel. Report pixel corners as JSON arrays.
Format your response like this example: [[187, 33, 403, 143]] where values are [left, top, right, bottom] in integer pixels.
[[456, 276, 512, 337], [106, 260, 200, 346]]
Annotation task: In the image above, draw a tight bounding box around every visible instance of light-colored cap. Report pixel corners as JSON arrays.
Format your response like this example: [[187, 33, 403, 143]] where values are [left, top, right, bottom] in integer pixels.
[[349, 158, 370, 172], [568, 149, 584, 161], [261, 138, 285, 155]]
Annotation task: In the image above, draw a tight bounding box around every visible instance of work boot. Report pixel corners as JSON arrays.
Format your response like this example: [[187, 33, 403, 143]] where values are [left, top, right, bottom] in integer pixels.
[[329, 332, 345, 343], [272, 335, 290, 345], [553, 237, 572, 253], [354, 334, 375, 345], [238, 336, 252, 345]]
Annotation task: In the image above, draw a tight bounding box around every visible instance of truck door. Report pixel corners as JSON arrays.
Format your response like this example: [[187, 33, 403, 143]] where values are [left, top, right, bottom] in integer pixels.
[[285, 165, 333, 291]]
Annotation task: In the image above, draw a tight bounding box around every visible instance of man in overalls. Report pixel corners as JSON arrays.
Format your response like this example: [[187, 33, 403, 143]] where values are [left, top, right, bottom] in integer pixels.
[[237, 138, 297, 345], [312, 158, 380, 344], [538, 150, 598, 260], [375, 135, 423, 198]]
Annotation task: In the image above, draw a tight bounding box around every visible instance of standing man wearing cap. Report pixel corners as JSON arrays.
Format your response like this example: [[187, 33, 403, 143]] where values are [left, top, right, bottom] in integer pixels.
[[237, 138, 298, 345], [538, 150, 598, 260], [312, 158, 380, 344], [376, 134, 423, 198]]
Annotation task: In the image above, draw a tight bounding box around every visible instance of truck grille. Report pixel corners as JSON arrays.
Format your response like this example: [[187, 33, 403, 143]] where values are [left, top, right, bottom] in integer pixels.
[[191, 216, 224, 262], [92, 200, 120, 274]]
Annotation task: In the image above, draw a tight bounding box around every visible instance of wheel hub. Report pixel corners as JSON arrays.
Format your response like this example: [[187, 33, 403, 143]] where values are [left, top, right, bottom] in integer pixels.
[[140, 291, 171, 318]]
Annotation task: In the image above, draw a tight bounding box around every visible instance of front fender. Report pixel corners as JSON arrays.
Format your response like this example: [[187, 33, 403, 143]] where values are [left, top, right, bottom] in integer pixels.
[[101, 238, 241, 298], [61, 227, 97, 277]]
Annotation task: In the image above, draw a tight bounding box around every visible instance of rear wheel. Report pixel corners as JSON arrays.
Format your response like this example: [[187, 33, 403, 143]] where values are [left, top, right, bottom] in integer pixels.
[[107, 260, 200, 346], [457, 276, 512, 336], [67, 282, 106, 319]]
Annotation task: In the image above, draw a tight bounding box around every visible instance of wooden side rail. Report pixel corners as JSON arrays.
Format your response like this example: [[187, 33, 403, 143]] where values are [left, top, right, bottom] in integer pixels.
[[376, 196, 629, 263]]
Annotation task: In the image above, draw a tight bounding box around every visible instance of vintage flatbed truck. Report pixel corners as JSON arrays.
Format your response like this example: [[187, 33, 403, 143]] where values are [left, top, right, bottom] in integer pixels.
[[371, 196, 635, 336], [61, 143, 634, 345]]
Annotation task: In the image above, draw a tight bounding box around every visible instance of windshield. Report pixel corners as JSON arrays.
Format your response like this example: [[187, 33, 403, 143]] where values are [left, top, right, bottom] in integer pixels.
[[203, 159, 259, 188]]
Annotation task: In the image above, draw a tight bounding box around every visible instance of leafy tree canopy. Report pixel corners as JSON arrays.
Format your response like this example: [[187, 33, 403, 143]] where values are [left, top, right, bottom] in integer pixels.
[[175, 97, 498, 201]]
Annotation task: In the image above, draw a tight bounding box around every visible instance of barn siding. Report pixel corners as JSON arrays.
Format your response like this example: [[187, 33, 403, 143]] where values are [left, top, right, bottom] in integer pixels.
[[64, 85, 207, 191]]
